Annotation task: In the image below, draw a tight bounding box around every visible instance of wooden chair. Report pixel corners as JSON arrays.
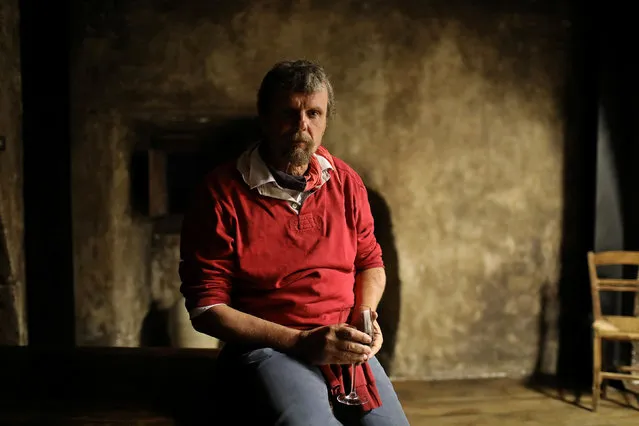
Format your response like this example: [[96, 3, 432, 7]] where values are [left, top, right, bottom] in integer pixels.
[[587, 250, 639, 411]]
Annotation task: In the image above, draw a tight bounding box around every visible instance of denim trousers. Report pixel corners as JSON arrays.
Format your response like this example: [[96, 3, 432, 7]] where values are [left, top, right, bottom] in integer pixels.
[[214, 345, 410, 426]]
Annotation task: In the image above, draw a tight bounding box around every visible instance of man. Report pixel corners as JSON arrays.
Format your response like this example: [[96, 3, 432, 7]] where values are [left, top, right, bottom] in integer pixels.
[[179, 59, 409, 425]]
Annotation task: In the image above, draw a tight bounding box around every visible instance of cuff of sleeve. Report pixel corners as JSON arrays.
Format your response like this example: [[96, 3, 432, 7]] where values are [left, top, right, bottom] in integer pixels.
[[355, 261, 385, 272], [189, 303, 226, 319], [184, 291, 231, 316]]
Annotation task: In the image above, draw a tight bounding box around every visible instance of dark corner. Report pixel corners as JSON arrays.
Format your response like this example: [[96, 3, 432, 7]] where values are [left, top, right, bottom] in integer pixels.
[[20, 0, 75, 347]]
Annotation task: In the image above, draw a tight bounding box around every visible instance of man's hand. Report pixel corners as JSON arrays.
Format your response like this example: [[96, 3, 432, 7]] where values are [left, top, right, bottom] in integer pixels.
[[349, 307, 384, 361], [294, 324, 372, 365], [369, 311, 383, 359]]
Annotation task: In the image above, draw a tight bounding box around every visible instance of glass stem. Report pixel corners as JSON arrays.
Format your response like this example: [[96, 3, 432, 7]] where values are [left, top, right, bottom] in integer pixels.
[[350, 363, 356, 395]]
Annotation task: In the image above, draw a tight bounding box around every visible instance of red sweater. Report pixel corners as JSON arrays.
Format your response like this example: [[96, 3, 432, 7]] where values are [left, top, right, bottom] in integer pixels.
[[179, 156, 383, 329]]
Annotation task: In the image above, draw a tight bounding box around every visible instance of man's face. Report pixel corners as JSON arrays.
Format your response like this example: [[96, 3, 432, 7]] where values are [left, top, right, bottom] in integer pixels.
[[261, 87, 328, 166]]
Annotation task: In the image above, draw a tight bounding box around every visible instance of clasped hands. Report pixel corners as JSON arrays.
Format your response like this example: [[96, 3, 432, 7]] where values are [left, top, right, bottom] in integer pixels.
[[295, 309, 383, 365]]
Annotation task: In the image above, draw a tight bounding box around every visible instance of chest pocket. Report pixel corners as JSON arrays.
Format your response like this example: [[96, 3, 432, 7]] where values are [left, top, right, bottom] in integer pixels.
[[292, 213, 323, 233]]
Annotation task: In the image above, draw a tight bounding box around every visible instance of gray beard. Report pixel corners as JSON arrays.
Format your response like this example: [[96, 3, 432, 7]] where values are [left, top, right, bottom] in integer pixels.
[[287, 145, 312, 166]]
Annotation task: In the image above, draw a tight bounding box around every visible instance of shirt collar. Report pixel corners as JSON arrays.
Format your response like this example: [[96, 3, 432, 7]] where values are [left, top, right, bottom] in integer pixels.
[[237, 142, 333, 190]]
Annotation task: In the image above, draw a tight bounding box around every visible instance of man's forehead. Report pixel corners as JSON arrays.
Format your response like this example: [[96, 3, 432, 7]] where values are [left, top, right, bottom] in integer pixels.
[[274, 88, 328, 108]]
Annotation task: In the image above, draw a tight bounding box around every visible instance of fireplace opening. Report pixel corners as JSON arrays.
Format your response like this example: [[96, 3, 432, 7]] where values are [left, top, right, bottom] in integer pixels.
[[165, 152, 210, 215], [131, 116, 259, 233]]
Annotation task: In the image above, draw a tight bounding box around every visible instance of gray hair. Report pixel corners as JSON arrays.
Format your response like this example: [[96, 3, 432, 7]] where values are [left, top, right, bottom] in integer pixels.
[[257, 59, 335, 118]]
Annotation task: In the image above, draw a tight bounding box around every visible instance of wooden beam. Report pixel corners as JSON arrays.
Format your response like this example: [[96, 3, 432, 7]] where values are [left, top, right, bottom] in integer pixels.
[[619, 365, 639, 372], [601, 372, 639, 381]]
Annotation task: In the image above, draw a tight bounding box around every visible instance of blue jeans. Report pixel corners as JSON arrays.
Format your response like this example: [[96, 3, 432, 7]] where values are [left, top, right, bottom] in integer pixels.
[[215, 345, 410, 426]]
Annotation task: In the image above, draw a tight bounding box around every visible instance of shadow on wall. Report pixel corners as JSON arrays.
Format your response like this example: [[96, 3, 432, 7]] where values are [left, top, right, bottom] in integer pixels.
[[366, 188, 402, 375], [140, 302, 172, 347], [528, 7, 598, 397]]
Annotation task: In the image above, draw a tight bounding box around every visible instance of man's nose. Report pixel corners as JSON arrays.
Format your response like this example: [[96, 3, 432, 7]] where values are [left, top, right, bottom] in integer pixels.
[[297, 113, 309, 131]]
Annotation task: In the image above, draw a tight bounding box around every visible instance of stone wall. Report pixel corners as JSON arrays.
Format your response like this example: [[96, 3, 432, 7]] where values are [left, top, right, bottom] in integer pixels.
[[70, 0, 576, 379]]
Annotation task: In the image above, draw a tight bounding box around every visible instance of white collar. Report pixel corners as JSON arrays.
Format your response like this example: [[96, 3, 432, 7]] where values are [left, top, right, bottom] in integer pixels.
[[237, 142, 333, 190]]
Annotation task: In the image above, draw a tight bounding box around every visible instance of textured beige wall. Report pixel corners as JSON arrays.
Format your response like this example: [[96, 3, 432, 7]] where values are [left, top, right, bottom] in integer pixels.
[[71, 0, 570, 379], [0, 0, 26, 345], [71, 108, 152, 346], [151, 234, 220, 348]]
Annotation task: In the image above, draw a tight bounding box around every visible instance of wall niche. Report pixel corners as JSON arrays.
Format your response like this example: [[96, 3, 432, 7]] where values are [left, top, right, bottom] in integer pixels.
[[131, 114, 260, 233]]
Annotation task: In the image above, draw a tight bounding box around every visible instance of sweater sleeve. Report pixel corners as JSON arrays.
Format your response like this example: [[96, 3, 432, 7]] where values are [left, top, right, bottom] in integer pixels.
[[178, 179, 235, 312], [353, 178, 384, 272]]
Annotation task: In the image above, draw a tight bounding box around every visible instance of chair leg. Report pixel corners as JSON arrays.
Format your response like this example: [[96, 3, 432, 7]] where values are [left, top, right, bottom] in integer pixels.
[[593, 334, 601, 412]]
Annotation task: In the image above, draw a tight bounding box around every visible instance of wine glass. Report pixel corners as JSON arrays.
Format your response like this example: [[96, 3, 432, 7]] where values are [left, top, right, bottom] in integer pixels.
[[337, 306, 374, 406]]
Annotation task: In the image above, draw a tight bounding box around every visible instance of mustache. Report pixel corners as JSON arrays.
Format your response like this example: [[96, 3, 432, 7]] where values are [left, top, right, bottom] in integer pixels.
[[288, 131, 312, 143]]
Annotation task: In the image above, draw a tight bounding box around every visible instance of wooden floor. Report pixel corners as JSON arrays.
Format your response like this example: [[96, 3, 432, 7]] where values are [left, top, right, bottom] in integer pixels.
[[394, 378, 639, 426], [1, 378, 638, 425], [1, 348, 637, 425]]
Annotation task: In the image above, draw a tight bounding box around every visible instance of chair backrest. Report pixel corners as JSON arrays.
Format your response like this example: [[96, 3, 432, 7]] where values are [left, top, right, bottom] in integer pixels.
[[587, 251, 639, 320]]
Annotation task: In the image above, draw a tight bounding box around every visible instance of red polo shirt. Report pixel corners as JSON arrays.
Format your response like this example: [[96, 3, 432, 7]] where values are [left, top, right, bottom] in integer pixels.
[[178, 155, 383, 330]]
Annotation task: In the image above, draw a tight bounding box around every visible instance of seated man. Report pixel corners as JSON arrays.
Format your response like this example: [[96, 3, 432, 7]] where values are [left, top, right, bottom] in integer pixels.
[[179, 59, 409, 425]]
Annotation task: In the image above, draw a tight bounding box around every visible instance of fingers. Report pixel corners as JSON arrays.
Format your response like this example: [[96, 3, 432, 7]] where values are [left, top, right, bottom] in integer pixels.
[[335, 324, 373, 345], [369, 319, 383, 358], [326, 324, 371, 364], [337, 350, 369, 365], [370, 333, 383, 358], [320, 348, 369, 365], [314, 352, 369, 365], [350, 353, 369, 364], [336, 339, 371, 355]]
